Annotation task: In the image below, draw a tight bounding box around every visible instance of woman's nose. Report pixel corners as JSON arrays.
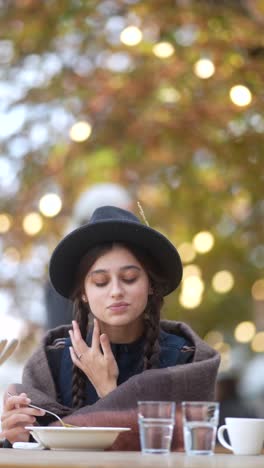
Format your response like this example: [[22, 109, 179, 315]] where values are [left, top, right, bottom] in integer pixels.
[[110, 279, 124, 297]]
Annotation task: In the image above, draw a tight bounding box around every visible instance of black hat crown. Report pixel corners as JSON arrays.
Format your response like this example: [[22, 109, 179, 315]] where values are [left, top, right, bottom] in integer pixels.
[[89, 205, 141, 225]]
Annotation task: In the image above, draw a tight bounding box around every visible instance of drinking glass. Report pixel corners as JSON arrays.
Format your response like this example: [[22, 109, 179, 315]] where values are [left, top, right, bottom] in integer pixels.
[[182, 401, 219, 455], [138, 401, 176, 454]]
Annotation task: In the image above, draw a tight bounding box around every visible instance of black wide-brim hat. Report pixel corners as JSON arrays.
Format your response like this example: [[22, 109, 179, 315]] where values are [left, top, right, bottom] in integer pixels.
[[49, 206, 182, 298]]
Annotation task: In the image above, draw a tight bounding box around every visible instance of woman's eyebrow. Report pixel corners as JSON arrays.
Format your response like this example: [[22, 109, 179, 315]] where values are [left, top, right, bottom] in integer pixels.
[[89, 265, 141, 276], [120, 265, 141, 272]]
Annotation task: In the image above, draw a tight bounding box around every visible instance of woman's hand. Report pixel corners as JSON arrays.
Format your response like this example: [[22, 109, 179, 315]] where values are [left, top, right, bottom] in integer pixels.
[[69, 319, 119, 398], [0, 388, 45, 444]]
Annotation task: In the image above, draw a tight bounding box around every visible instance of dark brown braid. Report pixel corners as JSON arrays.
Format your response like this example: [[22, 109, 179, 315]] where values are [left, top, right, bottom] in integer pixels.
[[72, 298, 89, 409], [143, 291, 164, 370]]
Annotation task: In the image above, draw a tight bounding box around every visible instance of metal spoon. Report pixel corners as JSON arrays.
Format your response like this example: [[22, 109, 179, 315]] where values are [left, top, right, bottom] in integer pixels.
[[7, 392, 74, 428]]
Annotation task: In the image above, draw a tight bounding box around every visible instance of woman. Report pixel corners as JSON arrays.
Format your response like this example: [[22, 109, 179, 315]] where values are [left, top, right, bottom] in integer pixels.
[[1, 206, 220, 448]]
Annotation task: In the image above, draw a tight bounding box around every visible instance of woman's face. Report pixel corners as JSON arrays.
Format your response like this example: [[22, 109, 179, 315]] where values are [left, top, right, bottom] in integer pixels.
[[83, 245, 151, 332]]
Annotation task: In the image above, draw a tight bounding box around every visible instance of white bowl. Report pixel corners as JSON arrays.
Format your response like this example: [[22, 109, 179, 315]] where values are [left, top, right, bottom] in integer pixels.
[[25, 426, 130, 451]]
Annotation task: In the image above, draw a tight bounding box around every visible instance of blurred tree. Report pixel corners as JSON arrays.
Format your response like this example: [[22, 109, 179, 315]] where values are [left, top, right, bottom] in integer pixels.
[[0, 1, 263, 359]]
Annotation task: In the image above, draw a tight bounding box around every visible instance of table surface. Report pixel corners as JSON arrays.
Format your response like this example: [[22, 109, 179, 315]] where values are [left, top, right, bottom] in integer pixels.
[[0, 449, 263, 468]]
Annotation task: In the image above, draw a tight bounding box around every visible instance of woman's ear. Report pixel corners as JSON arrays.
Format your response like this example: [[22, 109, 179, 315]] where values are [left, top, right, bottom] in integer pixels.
[[82, 294, 88, 303]]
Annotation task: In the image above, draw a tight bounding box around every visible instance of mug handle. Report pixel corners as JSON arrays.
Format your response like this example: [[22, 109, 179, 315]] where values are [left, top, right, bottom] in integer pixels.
[[217, 425, 232, 452]]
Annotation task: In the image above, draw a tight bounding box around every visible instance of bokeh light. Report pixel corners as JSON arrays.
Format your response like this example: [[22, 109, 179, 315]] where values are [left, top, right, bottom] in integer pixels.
[[193, 58, 215, 79], [0, 213, 12, 233], [212, 270, 234, 293], [157, 87, 181, 103], [217, 342, 232, 372], [179, 293, 202, 309], [204, 330, 224, 349], [178, 242, 196, 263], [153, 42, 174, 58], [251, 279, 264, 301], [192, 231, 215, 253], [251, 332, 264, 352], [179, 275, 204, 309], [229, 85, 252, 107], [22, 212, 43, 236], [182, 264, 202, 279], [39, 193, 62, 218], [69, 121, 92, 142], [120, 26, 142, 46], [182, 275, 205, 296], [234, 321, 256, 343]]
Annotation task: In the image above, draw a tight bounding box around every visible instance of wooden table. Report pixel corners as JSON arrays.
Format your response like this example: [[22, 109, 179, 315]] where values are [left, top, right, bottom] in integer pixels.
[[0, 449, 263, 468]]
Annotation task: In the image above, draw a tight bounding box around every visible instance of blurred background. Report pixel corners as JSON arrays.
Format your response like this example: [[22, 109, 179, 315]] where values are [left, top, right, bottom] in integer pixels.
[[0, 0, 263, 417]]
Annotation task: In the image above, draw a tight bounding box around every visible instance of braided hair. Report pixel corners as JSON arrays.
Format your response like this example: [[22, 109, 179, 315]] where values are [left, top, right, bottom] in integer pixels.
[[71, 298, 89, 408], [70, 242, 168, 409]]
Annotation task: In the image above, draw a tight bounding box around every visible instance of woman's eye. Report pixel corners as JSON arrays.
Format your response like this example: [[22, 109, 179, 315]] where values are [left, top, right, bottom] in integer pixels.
[[123, 277, 137, 284], [95, 282, 108, 287]]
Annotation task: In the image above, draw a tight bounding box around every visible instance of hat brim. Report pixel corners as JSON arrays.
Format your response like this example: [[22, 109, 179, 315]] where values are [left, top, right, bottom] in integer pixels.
[[49, 220, 182, 298]]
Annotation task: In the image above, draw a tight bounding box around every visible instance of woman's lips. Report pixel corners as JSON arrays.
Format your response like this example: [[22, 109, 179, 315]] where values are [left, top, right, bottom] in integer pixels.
[[108, 302, 129, 312]]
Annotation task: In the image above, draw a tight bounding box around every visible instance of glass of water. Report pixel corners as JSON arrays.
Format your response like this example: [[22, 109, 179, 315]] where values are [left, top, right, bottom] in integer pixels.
[[182, 401, 219, 456], [138, 401, 176, 454]]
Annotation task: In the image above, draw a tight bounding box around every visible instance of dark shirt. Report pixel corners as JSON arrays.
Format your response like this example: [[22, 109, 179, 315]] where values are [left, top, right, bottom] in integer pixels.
[[47, 328, 194, 408]]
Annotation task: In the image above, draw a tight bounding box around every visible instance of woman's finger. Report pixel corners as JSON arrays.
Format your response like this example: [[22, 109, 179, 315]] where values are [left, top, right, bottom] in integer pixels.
[[3, 412, 37, 427], [91, 318, 100, 351], [100, 333, 113, 359], [2, 426, 30, 443], [71, 320, 83, 342], [1, 406, 44, 423], [69, 320, 87, 355], [69, 346, 82, 368], [69, 321, 81, 346], [5, 394, 31, 411]]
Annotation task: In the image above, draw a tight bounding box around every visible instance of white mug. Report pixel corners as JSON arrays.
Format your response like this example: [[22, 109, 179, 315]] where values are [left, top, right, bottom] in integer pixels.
[[217, 417, 264, 455]]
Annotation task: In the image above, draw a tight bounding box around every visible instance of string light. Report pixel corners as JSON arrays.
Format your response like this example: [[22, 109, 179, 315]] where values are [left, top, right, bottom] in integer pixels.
[[229, 85, 252, 107], [69, 121, 92, 142], [39, 193, 62, 218], [120, 26, 142, 46]]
